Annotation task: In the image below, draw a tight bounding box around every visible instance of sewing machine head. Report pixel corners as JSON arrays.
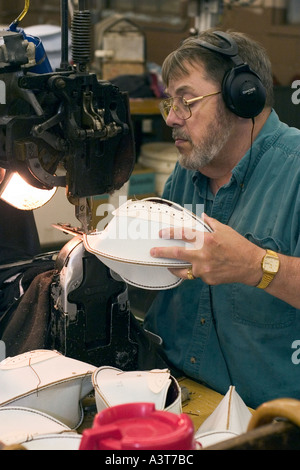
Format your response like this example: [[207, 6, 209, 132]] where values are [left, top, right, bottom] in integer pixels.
[[0, 1, 135, 232]]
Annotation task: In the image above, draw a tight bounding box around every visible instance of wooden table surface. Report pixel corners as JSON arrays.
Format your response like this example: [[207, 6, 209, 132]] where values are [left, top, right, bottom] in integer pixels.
[[177, 377, 227, 431]]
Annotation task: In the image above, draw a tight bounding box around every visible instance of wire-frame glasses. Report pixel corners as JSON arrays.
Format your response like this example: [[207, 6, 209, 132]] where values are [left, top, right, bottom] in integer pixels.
[[159, 91, 221, 121]]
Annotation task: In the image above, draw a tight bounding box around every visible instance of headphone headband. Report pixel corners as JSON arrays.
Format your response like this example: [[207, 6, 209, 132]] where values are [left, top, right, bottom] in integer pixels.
[[197, 31, 241, 63]]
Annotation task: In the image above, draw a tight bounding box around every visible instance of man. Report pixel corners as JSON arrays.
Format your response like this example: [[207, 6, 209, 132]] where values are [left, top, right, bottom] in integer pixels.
[[143, 30, 300, 409]]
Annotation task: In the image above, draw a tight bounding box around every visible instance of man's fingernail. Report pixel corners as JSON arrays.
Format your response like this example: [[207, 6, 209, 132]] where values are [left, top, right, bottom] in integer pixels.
[[160, 228, 171, 239], [150, 248, 157, 257]]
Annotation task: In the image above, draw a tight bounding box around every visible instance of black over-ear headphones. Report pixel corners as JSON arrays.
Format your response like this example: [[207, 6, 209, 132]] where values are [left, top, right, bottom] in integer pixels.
[[197, 31, 266, 118]]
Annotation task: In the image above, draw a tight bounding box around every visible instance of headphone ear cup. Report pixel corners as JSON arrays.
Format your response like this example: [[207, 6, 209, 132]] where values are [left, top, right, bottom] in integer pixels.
[[222, 65, 266, 118]]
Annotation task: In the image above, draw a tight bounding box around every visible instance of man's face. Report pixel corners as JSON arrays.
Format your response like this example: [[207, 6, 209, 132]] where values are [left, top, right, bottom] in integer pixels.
[[164, 62, 236, 172]]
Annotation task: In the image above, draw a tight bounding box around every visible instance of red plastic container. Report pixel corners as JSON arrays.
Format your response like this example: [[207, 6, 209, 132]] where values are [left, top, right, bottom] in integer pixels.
[[80, 402, 197, 450]]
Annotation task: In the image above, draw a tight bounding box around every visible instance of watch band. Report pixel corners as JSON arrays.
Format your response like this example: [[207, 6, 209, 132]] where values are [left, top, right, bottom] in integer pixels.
[[256, 273, 275, 289]]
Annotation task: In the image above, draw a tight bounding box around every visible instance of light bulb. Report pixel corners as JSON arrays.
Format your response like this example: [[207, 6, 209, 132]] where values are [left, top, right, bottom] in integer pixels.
[[0, 172, 57, 210]]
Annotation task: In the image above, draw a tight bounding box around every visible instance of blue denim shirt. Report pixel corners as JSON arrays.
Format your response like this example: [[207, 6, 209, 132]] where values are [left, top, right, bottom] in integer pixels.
[[144, 110, 300, 408]]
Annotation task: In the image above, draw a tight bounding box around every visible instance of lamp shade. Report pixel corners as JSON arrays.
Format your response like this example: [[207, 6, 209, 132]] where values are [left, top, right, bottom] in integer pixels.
[[0, 171, 56, 210]]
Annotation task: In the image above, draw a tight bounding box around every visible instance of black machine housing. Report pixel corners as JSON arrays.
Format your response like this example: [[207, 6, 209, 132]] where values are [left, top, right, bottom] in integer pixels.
[[0, 3, 168, 372]]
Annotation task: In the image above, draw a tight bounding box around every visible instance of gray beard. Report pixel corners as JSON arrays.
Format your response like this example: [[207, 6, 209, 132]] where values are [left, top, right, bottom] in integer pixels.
[[173, 108, 235, 171]]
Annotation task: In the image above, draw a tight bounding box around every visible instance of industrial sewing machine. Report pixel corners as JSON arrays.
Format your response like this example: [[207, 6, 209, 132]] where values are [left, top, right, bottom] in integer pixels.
[[0, 0, 168, 371], [0, 0, 225, 371]]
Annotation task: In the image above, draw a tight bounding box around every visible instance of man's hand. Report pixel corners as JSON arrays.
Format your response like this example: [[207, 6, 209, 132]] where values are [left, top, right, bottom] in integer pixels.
[[150, 213, 265, 286]]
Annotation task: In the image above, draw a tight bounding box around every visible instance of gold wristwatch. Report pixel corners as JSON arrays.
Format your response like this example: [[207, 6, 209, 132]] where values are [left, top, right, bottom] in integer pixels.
[[256, 249, 280, 289]]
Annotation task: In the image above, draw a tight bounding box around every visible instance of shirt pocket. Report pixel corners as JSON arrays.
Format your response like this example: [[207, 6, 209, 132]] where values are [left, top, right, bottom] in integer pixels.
[[231, 233, 295, 328], [231, 284, 296, 328]]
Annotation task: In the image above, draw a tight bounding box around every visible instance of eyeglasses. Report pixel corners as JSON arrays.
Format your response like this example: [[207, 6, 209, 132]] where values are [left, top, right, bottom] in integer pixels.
[[159, 91, 221, 121]]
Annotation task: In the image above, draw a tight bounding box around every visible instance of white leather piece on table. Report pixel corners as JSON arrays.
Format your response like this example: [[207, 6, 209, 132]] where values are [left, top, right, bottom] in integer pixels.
[[20, 433, 82, 450], [93, 366, 182, 414], [0, 350, 96, 429], [194, 386, 252, 448], [0, 406, 72, 447]]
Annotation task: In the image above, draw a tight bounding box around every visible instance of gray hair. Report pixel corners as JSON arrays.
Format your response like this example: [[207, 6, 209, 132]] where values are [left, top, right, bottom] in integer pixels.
[[161, 30, 273, 108]]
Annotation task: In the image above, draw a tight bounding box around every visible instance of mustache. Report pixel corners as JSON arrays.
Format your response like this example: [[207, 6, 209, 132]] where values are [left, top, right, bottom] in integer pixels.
[[172, 129, 190, 141]]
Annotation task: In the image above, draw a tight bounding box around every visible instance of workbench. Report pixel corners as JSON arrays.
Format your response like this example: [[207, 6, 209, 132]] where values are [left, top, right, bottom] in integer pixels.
[[79, 377, 230, 431], [80, 376, 300, 451]]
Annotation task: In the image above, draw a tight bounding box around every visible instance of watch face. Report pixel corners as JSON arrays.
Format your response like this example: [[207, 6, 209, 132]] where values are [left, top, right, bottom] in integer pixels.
[[263, 256, 280, 273]]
